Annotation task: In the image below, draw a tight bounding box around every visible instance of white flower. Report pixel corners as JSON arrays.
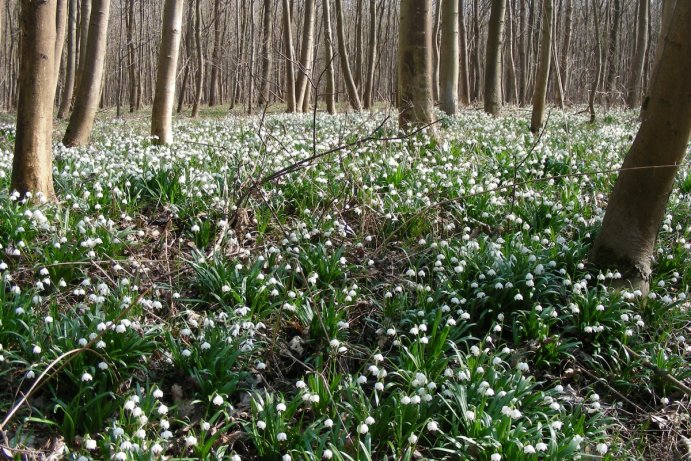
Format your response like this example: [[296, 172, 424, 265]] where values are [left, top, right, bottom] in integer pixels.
[[596, 443, 608, 455], [153, 389, 164, 399], [523, 445, 536, 454], [157, 404, 168, 415], [257, 420, 266, 430], [85, 439, 97, 450], [324, 418, 334, 428], [151, 443, 163, 455], [282, 455, 291, 461], [276, 402, 287, 412], [185, 435, 197, 447], [33, 345, 42, 354], [365, 416, 375, 425], [277, 432, 287, 441], [491, 454, 501, 461], [536, 442, 548, 452], [426, 421, 439, 432], [81, 372, 93, 382], [465, 410, 475, 421], [408, 434, 418, 444], [212, 394, 224, 406], [357, 423, 369, 434], [323, 449, 333, 459]]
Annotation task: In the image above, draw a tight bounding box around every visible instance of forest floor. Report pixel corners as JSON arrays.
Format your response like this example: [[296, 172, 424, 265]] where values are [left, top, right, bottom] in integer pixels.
[[0, 107, 690, 460]]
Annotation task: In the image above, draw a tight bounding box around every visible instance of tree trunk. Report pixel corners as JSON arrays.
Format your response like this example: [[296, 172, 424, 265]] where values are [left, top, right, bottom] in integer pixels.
[[322, 0, 336, 114], [77, 0, 91, 87], [208, 0, 223, 106], [63, 0, 110, 148], [588, 0, 602, 123], [591, 0, 691, 294], [191, 0, 203, 117], [151, 0, 184, 145], [505, 0, 518, 104], [431, 0, 441, 102], [626, 0, 649, 109], [363, 0, 377, 109], [398, 0, 434, 129], [282, 0, 296, 112], [295, 0, 315, 111], [12, 0, 58, 199], [355, 0, 363, 92], [177, 0, 193, 113], [605, 0, 621, 104], [54, 0, 68, 91], [484, 0, 507, 116], [126, 0, 137, 112], [58, 0, 78, 118], [529, 0, 552, 132], [559, 0, 572, 103], [258, 0, 272, 107], [335, 0, 362, 111], [458, 0, 470, 105], [471, 0, 480, 101], [439, 0, 459, 115]]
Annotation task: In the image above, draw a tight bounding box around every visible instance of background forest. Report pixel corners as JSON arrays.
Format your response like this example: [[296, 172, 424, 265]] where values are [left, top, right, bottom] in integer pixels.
[[0, 1, 690, 461]]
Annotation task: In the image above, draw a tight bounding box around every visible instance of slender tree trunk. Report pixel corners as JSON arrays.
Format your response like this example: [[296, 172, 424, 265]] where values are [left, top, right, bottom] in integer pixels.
[[322, 0, 336, 114], [458, 0, 470, 105], [295, 0, 315, 111], [58, 0, 78, 118], [505, 0, 518, 104], [605, 0, 621, 104], [54, 0, 68, 90], [398, 0, 434, 129], [282, 0, 296, 112], [335, 0, 362, 111], [363, 0, 377, 109], [63, 0, 110, 148], [484, 0, 507, 116], [591, 0, 691, 294], [559, 0, 572, 104], [12, 0, 58, 199], [355, 0, 363, 92], [191, 0, 203, 117], [471, 0, 480, 101], [151, 0, 184, 145], [258, 0, 272, 106], [626, 0, 649, 109], [177, 0, 193, 113], [209, 0, 223, 106], [588, 0, 602, 123], [529, 0, 552, 132], [431, 0, 441, 102], [126, 0, 137, 112], [439, 0, 459, 115]]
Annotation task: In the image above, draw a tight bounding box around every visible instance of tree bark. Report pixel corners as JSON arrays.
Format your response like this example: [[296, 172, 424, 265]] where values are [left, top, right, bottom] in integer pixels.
[[591, 0, 691, 294], [58, 0, 78, 118], [431, 0, 441, 102], [626, 0, 649, 109], [335, 0, 362, 111], [282, 0, 296, 112], [604, 0, 621, 104], [295, 0, 315, 111], [77, 0, 91, 87], [458, 0, 470, 105], [529, 0, 552, 132], [398, 0, 434, 129], [54, 0, 68, 91], [355, 0, 363, 92], [471, 0, 480, 101], [439, 0, 459, 115], [63, 0, 110, 147], [484, 0, 507, 116], [258, 0, 273, 107], [177, 0, 193, 113], [151, 0, 184, 145], [12, 0, 58, 199], [191, 0, 203, 117], [208, 0, 223, 107], [363, 0, 377, 109], [559, 0, 572, 103], [322, 0, 336, 114]]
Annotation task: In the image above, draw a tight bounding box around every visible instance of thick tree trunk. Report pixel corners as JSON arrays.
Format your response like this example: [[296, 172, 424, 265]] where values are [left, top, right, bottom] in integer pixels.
[[398, 0, 434, 129], [529, 0, 552, 132], [505, 0, 518, 104], [591, 0, 691, 294], [282, 0, 296, 112], [295, 0, 315, 112], [191, 0, 203, 117], [151, 0, 184, 145], [63, 0, 110, 147], [484, 0, 507, 116], [363, 0, 376, 109], [471, 0, 480, 101], [77, 0, 91, 86], [626, 0, 649, 109], [458, 0, 470, 105], [258, 0, 272, 107], [58, 0, 78, 119], [439, 0, 459, 115], [208, 0, 223, 107], [322, 0, 336, 114], [335, 0, 362, 111], [12, 0, 58, 199]]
